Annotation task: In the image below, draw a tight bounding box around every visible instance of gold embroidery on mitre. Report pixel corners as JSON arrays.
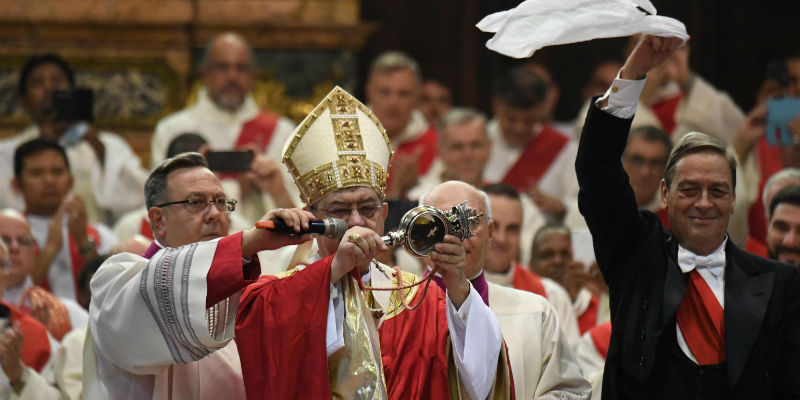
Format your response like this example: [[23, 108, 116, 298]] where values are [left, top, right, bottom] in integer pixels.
[[282, 86, 393, 206]]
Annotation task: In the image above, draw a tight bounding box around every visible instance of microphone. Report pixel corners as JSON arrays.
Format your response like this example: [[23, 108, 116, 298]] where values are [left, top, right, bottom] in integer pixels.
[[255, 217, 348, 239]]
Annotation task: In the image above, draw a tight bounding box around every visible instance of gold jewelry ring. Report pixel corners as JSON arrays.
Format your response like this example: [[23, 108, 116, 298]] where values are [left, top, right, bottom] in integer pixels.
[[348, 233, 360, 243]]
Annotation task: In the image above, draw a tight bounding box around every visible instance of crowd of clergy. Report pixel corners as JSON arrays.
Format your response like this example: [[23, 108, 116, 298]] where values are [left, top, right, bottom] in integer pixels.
[[0, 28, 799, 400]]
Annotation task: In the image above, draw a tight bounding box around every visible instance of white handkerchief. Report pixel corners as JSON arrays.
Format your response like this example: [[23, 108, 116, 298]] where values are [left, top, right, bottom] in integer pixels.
[[477, 0, 688, 58]]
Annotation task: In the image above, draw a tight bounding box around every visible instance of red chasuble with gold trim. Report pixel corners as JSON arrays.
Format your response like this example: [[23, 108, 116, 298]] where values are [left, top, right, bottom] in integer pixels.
[[502, 125, 569, 193], [235, 255, 512, 399]]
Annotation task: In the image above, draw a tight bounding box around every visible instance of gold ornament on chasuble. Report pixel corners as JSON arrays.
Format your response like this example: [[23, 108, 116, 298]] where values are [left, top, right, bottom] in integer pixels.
[[282, 86, 393, 206]]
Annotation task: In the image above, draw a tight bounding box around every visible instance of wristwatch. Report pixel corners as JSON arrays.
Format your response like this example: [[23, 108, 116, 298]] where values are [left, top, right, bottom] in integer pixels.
[[79, 237, 97, 254]]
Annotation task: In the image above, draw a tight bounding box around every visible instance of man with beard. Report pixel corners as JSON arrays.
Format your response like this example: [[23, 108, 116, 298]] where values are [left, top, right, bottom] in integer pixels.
[[766, 185, 800, 266], [151, 32, 298, 222]]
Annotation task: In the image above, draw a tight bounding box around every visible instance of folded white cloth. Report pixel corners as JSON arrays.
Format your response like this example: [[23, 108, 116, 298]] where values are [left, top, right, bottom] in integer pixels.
[[477, 0, 688, 58]]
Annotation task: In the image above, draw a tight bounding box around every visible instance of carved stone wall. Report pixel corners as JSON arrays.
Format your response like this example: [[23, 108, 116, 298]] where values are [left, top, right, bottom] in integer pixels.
[[0, 0, 376, 163]]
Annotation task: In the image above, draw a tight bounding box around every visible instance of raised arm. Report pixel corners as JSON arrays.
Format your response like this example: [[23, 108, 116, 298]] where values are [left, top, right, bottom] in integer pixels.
[[576, 35, 685, 283]]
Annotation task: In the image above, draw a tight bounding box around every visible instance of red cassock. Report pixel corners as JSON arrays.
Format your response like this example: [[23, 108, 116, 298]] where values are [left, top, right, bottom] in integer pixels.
[[234, 255, 454, 399]]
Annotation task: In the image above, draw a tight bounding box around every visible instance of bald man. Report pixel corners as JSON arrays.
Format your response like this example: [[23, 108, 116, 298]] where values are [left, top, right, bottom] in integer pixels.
[[151, 32, 299, 222], [421, 181, 590, 399], [0, 227, 62, 399]]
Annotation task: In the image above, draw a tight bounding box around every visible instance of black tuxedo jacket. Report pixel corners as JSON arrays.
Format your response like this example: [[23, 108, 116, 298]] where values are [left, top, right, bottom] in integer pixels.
[[575, 101, 800, 399]]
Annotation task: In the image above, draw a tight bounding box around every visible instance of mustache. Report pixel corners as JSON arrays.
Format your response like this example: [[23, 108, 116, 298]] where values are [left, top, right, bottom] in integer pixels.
[[775, 246, 800, 256], [221, 81, 245, 92]]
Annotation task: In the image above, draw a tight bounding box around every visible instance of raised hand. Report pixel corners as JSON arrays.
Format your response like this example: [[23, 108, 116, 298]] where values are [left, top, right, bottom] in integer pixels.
[[429, 234, 470, 308], [0, 327, 24, 389], [621, 35, 687, 80]]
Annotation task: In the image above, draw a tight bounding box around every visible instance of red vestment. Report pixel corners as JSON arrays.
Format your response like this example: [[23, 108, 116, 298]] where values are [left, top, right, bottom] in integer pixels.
[[511, 263, 547, 298], [387, 126, 438, 190], [577, 295, 600, 335], [234, 256, 468, 399], [588, 321, 612, 359], [217, 110, 281, 180], [1, 301, 51, 372], [502, 125, 569, 193], [747, 138, 785, 245]]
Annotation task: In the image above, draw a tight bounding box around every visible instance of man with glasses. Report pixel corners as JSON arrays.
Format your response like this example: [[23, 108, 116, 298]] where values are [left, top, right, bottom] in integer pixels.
[[235, 87, 512, 399], [621, 126, 672, 226], [151, 32, 299, 222], [84, 152, 315, 399], [0, 232, 62, 399], [0, 209, 89, 339]]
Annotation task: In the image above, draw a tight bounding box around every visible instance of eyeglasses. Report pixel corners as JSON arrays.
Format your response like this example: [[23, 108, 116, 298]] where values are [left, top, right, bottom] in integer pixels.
[[622, 154, 667, 171], [0, 235, 37, 249], [313, 203, 381, 220], [155, 197, 238, 213], [469, 215, 488, 230]]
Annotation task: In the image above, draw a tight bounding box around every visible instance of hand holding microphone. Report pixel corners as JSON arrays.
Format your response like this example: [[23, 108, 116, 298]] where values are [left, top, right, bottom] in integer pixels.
[[256, 217, 348, 238]]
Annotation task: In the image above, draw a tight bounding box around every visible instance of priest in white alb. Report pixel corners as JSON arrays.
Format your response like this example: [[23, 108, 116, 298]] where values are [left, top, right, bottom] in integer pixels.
[[84, 152, 316, 399]]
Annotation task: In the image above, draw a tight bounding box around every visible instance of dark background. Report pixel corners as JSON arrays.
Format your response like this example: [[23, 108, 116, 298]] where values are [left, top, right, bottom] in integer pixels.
[[357, 0, 800, 121]]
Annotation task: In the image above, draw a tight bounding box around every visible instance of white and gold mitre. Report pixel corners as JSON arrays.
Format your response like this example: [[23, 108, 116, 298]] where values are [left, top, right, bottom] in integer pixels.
[[282, 86, 393, 206]]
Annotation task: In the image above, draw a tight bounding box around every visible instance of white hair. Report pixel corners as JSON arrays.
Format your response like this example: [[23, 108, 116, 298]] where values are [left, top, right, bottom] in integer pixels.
[[418, 180, 492, 220], [763, 168, 800, 217]]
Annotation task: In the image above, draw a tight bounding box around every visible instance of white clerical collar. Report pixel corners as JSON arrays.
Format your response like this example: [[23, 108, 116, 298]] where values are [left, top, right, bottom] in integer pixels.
[[677, 237, 727, 275], [483, 263, 515, 287]]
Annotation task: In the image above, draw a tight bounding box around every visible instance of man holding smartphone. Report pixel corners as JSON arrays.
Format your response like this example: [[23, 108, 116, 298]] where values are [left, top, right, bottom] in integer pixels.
[[0, 54, 148, 225], [151, 32, 299, 223]]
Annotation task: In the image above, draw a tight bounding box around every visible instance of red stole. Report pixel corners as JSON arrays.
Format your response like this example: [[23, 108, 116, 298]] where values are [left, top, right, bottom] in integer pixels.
[[676, 271, 726, 365], [511, 263, 547, 298], [577, 295, 600, 335], [588, 321, 612, 359], [28, 209, 103, 297], [387, 125, 438, 190], [217, 110, 280, 180], [139, 217, 154, 240], [2, 301, 51, 372], [747, 138, 785, 245], [745, 235, 769, 258], [502, 124, 569, 192], [236, 111, 280, 152], [650, 93, 682, 135], [65, 225, 101, 296], [656, 207, 670, 228]]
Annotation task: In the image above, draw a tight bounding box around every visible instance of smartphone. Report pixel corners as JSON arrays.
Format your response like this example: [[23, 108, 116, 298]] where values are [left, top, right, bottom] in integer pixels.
[[206, 150, 254, 172], [54, 88, 94, 123], [766, 97, 800, 146]]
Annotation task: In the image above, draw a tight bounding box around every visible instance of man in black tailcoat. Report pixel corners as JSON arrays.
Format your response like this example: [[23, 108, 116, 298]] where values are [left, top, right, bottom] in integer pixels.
[[576, 34, 800, 399]]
